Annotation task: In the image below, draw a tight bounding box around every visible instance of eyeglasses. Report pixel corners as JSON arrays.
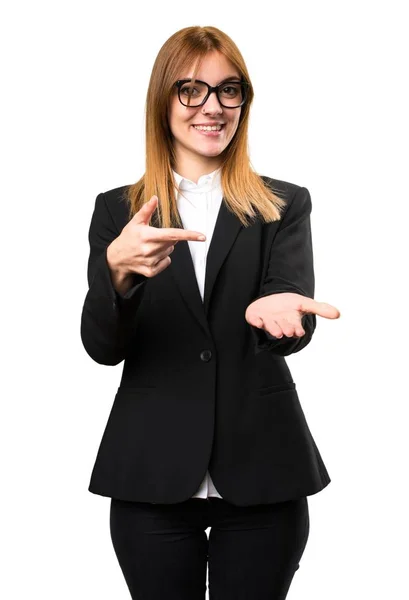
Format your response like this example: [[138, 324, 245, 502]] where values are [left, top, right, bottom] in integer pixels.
[[173, 79, 250, 108]]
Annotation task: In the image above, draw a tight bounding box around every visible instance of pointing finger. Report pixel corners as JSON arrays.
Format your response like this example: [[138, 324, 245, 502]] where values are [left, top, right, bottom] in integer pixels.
[[153, 228, 206, 242]]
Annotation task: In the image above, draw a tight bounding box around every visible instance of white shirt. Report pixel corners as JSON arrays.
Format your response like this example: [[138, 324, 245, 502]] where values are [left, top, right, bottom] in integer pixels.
[[173, 166, 224, 500]]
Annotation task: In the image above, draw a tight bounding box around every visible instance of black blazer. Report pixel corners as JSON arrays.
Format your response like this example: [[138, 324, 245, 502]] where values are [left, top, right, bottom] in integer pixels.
[[80, 176, 331, 506]]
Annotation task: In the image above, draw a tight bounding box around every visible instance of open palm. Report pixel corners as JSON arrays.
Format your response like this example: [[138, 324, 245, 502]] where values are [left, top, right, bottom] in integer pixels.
[[245, 292, 341, 338]]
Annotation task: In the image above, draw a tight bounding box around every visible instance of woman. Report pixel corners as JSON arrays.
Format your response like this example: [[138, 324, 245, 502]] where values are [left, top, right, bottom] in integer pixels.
[[80, 25, 340, 600]]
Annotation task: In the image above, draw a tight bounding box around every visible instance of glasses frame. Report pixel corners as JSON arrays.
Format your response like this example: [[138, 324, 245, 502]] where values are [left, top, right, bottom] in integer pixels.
[[173, 78, 250, 109]]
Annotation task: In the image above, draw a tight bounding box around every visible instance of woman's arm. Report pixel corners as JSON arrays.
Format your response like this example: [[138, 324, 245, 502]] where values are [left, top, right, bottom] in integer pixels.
[[249, 185, 317, 356], [80, 192, 148, 365]]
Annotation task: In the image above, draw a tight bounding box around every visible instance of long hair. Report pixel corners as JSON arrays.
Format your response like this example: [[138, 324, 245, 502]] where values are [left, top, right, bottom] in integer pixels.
[[124, 26, 287, 228]]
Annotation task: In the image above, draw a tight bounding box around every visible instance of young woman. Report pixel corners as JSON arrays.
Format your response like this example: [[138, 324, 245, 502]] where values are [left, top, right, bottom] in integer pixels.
[[81, 25, 340, 600]]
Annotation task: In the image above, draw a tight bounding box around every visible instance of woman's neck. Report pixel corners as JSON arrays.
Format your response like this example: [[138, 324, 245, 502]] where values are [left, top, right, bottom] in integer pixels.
[[173, 155, 221, 184]]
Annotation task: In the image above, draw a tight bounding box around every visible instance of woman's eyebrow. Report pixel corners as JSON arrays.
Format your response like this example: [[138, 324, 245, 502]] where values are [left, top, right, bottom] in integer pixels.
[[217, 75, 241, 83], [187, 75, 241, 83]]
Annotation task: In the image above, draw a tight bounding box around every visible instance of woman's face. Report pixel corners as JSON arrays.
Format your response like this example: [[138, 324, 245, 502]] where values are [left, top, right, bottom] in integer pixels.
[[168, 51, 242, 172]]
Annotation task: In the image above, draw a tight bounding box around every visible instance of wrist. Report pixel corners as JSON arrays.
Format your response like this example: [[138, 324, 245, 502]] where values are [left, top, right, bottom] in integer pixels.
[[106, 240, 128, 278]]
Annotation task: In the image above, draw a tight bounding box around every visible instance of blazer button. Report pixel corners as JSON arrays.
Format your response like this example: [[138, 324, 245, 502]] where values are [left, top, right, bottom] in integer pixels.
[[200, 350, 212, 362]]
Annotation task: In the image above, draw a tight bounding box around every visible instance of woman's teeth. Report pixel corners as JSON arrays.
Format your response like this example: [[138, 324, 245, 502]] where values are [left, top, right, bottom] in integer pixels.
[[193, 125, 223, 131]]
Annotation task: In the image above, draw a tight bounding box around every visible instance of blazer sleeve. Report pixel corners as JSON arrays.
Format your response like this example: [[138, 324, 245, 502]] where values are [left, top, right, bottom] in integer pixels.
[[250, 185, 317, 356], [80, 192, 148, 366]]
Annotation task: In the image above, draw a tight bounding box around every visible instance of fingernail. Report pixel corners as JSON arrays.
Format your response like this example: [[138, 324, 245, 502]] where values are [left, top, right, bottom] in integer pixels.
[[198, 235, 206, 240]]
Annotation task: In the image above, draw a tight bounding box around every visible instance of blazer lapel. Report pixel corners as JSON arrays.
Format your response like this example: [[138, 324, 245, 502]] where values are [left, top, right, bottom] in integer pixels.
[[170, 198, 243, 336], [203, 199, 243, 315]]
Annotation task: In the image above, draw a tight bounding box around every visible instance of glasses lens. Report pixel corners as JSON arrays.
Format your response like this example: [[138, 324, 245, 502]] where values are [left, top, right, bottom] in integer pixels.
[[179, 81, 207, 107], [179, 81, 246, 107], [218, 82, 245, 107]]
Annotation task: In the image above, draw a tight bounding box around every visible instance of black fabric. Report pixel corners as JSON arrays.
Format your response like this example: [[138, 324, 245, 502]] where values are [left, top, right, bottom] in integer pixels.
[[110, 495, 309, 600], [80, 176, 331, 505]]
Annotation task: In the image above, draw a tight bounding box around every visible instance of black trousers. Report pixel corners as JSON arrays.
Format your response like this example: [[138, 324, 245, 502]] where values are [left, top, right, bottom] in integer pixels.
[[109, 495, 310, 599]]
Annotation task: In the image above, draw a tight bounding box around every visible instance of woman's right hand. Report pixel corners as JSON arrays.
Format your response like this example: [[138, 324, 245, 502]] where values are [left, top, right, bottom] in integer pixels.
[[106, 195, 206, 283]]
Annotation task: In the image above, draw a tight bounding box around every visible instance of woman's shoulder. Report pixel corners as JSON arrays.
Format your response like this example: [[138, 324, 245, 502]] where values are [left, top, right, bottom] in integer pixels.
[[259, 175, 312, 228], [100, 184, 131, 203], [94, 184, 132, 231], [260, 174, 304, 200]]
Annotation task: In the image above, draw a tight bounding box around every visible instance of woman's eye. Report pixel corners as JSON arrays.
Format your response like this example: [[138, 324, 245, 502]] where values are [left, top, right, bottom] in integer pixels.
[[181, 87, 198, 95], [222, 86, 238, 96]]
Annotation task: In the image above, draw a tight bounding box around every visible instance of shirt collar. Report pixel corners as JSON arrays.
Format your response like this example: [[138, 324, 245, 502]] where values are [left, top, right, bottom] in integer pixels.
[[172, 167, 222, 193]]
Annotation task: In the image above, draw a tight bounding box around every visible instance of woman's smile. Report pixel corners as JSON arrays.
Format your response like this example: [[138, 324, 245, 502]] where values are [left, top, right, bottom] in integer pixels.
[[191, 123, 225, 136]]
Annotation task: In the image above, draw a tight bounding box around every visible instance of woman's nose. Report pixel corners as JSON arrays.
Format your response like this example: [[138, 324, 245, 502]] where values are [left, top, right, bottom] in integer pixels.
[[202, 91, 223, 113]]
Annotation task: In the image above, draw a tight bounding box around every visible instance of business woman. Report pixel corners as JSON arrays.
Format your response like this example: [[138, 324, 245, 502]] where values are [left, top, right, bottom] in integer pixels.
[[80, 25, 340, 600]]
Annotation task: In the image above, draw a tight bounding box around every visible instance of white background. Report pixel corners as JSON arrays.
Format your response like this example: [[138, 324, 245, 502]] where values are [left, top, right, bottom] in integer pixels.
[[2, 1, 408, 598]]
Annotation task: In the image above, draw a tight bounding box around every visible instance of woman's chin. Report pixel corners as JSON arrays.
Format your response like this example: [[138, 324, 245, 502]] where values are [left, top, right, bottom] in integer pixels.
[[193, 144, 225, 158]]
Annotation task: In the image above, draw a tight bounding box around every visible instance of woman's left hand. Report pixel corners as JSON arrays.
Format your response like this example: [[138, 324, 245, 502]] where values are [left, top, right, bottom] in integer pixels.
[[245, 292, 341, 338]]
